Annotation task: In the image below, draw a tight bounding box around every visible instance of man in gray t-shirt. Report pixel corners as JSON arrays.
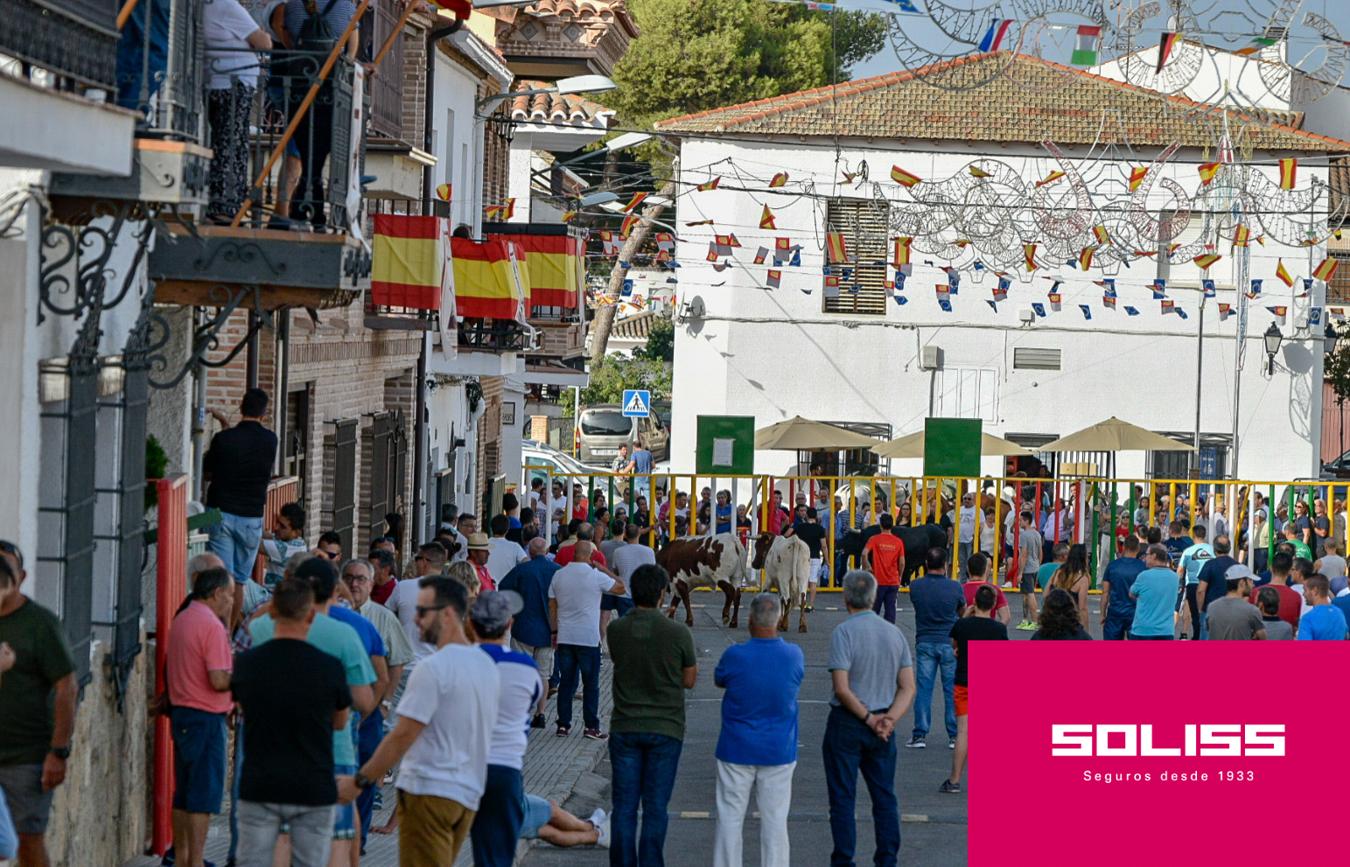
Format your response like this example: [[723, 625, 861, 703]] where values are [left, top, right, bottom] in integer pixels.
[[1205, 565, 1267, 641], [823, 570, 916, 867]]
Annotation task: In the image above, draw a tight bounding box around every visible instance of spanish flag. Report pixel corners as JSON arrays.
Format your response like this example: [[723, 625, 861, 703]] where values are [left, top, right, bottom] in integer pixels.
[[485, 198, 516, 220], [435, 183, 452, 201], [1128, 167, 1147, 192], [451, 237, 527, 322], [825, 232, 849, 264], [1023, 242, 1039, 272], [1197, 162, 1220, 185], [1036, 170, 1065, 188], [620, 213, 639, 238], [623, 192, 648, 213], [890, 166, 922, 188], [488, 229, 584, 314], [769, 172, 788, 188], [1078, 247, 1095, 271], [892, 237, 911, 268], [697, 177, 721, 191], [759, 204, 776, 230], [1232, 224, 1251, 248], [1279, 158, 1297, 190], [1315, 258, 1340, 282], [1193, 253, 1221, 270], [1266, 305, 1288, 323], [1093, 224, 1111, 246], [1275, 259, 1294, 287], [560, 210, 578, 223], [371, 214, 452, 311]]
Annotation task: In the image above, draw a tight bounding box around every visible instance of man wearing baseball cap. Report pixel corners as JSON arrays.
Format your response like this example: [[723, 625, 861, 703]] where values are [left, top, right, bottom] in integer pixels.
[[471, 591, 546, 866], [1204, 564, 1267, 641]]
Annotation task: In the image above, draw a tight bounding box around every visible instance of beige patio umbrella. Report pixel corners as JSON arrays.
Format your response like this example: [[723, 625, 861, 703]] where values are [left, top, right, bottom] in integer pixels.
[[754, 416, 880, 450], [871, 430, 1033, 459], [1039, 417, 1195, 453]]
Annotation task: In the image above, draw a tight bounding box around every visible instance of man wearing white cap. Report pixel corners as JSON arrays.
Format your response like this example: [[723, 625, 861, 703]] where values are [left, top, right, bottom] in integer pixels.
[[1204, 565, 1267, 641]]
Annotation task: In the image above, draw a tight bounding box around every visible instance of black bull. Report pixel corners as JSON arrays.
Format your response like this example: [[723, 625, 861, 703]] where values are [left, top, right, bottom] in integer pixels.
[[838, 523, 948, 583]]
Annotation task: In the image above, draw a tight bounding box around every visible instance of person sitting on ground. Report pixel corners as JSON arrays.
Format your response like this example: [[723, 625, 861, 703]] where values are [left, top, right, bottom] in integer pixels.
[[1030, 588, 1092, 640], [521, 793, 608, 848]]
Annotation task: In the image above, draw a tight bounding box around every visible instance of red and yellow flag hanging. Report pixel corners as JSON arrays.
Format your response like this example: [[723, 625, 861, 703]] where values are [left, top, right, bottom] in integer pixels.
[[1023, 242, 1039, 271], [697, 177, 721, 191], [769, 172, 788, 188], [488, 229, 584, 315], [1232, 224, 1251, 248], [759, 204, 776, 230], [485, 198, 515, 220], [1193, 252, 1221, 270], [623, 192, 648, 213], [1036, 170, 1065, 188], [892, 237, 912, 268], [372, 214, 452, 311], [1128, 167, 1148, 192], [451, 236, 527, 322], [1092, 224, 1111, 246], [620, 213, 639, 238], [825, 232, 849, 264], [1275, 259, 1294, 287], [1197, 162, 1220, 185], [1314, 258, 1340, 282], [560, 210, 578, 223], [435, 183, 452, 201], [890, 166, 922, 188], [1078, 246, 1095, 271], [1279, 158, 1297, 190]]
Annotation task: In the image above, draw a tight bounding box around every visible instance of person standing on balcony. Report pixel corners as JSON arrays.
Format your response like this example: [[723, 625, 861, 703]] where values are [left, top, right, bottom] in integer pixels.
[[205, 0, 273, 222], [205, 388, 279, 633], [276, 0, 361, 227]]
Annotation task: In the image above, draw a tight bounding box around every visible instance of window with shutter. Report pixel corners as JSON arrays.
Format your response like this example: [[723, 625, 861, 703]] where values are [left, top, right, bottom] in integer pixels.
[[823, 198, 889, 316], [1012, 347, 1062, 370]]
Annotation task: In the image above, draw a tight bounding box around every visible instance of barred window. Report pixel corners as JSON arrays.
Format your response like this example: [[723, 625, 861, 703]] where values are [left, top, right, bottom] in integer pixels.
[[823, 198, 889, 316]]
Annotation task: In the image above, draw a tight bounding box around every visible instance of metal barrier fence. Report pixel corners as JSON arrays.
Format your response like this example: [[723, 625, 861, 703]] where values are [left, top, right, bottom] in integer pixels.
[[527, 468, 1346, 589]]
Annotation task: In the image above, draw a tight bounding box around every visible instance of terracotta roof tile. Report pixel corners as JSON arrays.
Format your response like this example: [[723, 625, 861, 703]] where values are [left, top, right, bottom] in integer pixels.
[[509, 80, 614, 128], [656, 52, 1350, 153], [524, 0, 621, 21]]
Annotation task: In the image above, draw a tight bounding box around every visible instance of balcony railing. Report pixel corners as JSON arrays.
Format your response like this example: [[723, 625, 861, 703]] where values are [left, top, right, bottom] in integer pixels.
[[114, 0, 203, 141], [1, 0, 119, 92]]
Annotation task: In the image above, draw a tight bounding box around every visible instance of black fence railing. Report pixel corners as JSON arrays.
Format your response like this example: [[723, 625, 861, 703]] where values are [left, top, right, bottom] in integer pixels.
[[365, 198, 449, 320], [1, 0, 119, 92], [114, 0, 203, 141]]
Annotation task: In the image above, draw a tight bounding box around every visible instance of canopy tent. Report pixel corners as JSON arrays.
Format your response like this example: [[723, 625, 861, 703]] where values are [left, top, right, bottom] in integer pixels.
[[871, 430, 1033, 460], [754, 416, 880, 451], [1039, 417, 1195, 454]]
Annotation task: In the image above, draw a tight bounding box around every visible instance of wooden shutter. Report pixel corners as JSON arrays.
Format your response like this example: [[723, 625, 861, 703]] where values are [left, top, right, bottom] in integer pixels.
[[824, 198, 889, 315]]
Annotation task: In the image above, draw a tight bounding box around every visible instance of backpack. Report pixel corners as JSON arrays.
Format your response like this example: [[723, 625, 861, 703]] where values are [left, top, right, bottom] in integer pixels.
[[298, 0, 343, 54]]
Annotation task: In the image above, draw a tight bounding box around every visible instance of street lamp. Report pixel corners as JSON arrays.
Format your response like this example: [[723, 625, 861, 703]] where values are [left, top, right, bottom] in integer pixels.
[[475, 74, 617, 113], [1264, 322, 1284, 375]]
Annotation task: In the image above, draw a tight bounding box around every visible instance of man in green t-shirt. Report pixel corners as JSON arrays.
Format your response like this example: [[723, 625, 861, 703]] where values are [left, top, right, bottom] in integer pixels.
[[605, 564, 697, 866], [0, 542, 77, 867]]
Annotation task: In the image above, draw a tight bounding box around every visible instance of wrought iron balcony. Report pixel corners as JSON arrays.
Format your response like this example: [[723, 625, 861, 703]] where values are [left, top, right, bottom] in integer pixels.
[[1, 0, 119, 92], [148, 48, 371, 307], [483, 221, 587, 359], [364, 197, 447, 331]]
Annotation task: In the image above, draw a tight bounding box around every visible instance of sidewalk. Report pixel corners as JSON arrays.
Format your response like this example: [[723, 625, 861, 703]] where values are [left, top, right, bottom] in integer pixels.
[[125, 659, 615, 867]]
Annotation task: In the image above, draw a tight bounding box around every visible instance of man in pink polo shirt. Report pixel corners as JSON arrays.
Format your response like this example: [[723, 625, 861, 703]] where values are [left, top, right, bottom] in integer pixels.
[[165, 566, 235, 867]]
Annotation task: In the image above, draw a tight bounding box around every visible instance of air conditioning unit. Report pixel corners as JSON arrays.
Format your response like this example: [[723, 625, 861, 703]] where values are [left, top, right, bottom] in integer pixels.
[[919, 345, 943, 370]]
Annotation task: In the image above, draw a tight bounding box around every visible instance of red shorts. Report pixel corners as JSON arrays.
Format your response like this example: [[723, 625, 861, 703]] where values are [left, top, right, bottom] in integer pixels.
[[954, 684, 969, 717]]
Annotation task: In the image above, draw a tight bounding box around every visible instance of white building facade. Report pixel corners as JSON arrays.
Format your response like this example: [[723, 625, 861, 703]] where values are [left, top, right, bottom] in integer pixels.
[[659, 54, 1347, 482]]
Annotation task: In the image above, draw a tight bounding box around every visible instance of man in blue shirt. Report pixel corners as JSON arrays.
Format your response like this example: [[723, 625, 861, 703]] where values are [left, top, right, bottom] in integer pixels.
[[1100, 535, 1146, 640], [630, 439, 654, 498], [906, 547, 964, 750], [1195, 535, 1237, 640], [1128, 545, 1180, 639], [1177, 524, 1214, 640], [1298, 575, 1349, 640], [499, 538, 560, 703], [713, 594, 804, 867]]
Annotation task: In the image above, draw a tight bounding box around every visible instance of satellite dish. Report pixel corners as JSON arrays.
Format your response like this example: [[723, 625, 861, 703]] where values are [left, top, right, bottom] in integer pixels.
[[677, 296, 705, 322]]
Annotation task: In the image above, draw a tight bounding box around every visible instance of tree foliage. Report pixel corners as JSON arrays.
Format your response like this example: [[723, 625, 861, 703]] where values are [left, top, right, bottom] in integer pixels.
[[611, 0, 887, 129], [1328, 335, 1350, 407], [633, 314, 676, 363], [565, 355, 673, 417]]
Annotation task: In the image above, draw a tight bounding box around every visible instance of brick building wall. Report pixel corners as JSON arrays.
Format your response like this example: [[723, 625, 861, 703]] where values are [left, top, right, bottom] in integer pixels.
[[476, 374, 504, 515]]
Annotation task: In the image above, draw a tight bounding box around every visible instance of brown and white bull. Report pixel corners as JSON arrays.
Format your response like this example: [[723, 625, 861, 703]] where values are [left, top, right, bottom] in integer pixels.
[[657, 533, 752, 627], [750, 532, 813, 632]]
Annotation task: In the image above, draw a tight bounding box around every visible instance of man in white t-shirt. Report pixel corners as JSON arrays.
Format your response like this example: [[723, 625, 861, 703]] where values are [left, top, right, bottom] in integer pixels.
[[386, 542, 447, 665], [469, 591, 546, 865], [341, 576, 498, 865], [957, 494, 978, 579], [485, 514, 528, 588], [203, 0, 270, 220], [548, 542, 625, 739]]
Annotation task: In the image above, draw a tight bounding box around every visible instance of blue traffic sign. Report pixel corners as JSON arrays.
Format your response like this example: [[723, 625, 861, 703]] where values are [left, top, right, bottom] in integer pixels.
[[621, 389, 651, 418]]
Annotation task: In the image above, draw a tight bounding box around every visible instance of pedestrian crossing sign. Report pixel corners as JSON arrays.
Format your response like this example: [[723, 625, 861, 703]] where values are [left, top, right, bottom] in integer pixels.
[[621, 389, 651, 418]]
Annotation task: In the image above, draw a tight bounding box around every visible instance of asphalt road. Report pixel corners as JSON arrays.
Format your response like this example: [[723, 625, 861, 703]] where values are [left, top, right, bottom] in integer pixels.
[[522, 589, 1090, 867]]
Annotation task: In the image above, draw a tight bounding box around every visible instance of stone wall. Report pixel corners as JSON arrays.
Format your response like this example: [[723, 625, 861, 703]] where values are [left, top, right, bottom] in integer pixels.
[[46, 635, 152, 866]]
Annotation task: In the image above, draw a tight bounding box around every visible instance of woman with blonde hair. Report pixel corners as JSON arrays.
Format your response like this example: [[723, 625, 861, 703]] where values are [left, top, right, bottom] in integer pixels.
[[1048, 543, 1091, 629]]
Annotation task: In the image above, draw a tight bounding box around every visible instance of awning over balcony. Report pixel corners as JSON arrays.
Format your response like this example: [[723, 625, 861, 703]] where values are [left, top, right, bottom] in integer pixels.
[[451, 237, 529, 322]]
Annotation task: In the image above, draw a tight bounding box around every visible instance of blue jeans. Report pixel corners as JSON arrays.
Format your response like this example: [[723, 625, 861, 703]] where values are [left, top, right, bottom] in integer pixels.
[[208, 511, 264, 585], [470, 764, 524, 867], [1102, 616, 1132, 640], [356, 709, 384, 847], [1197, 609, 1209, 640], [912, 642, 957, 741], [556, 644, 601, 730], [170, 708, 227, 814], [872, 585, 898, 623], [609, 732, 683, 867], [822, 707, 899, 867], [115, 0, 169, 113]]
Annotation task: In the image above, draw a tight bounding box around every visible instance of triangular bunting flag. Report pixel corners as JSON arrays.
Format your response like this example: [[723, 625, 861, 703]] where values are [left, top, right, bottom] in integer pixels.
[[1202, 279, 1216, 298], [1125, 306, 1140, 316], [1157, 32, 1180, 73], [1079, 304, 1092, 320], [1218, 303, 1232, 321], [1129, 167, 1148, 192], [825, 232, 849, 264], [1280, 158, 1297, 190], [1314, 258, 1339, 282], [1194, 253, 1220, 270], [769, 172, 788, 188], [697, 177, 721, 191], [1276, 259, 1294, 287], [1266, 305, 1287, 323], [759, 205, 776, 230], [623, 192, 648, 213], [891, 166, 922, 187], [1037, 170, 1066, 188]]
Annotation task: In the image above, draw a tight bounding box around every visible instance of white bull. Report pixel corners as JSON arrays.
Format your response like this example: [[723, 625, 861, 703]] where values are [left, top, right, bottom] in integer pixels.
[[750, 532, 813, 632]]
